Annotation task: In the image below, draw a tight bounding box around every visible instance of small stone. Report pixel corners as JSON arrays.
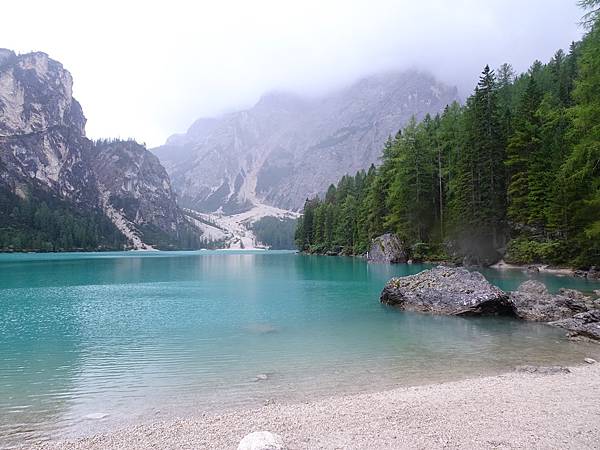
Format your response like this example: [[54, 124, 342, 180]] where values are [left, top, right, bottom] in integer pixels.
[[254, 373, 268, 382], [584, 358, 597, 364], [238, 431, 285, 450], [84, 413, 109, 420]]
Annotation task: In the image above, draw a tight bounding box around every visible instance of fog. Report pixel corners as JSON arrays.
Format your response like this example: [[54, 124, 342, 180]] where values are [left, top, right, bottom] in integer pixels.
[[1, 0, 585, 147]]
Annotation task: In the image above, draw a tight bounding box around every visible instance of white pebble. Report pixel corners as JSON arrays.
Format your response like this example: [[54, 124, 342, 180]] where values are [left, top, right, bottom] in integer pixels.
[[238, 431, 285, 450]]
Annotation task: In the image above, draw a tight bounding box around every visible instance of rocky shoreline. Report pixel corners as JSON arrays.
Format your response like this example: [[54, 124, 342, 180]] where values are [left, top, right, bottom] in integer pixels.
[[380, 266, 600, 342], [314, 233, 600, 281]]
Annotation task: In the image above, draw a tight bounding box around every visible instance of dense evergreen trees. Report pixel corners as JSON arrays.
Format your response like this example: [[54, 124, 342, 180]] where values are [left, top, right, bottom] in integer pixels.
[[296, 12, 600, 267], [0, 188, 126, 251], [251, 216, 297, 249], [0, 186, 203, 252]]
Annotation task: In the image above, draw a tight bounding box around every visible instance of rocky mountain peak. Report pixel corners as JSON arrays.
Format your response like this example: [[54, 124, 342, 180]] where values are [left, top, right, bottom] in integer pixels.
[[153, 70, 460, 212], [0, 49, 85, 137]]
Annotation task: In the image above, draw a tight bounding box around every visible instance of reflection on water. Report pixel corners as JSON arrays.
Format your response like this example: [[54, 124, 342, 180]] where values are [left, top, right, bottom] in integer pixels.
[[0, 251, 598, 447]]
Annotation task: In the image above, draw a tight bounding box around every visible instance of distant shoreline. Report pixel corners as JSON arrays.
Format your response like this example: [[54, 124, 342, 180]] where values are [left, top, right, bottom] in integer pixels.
[[490, 259, 576, 276], [33, 362, 600, 450]]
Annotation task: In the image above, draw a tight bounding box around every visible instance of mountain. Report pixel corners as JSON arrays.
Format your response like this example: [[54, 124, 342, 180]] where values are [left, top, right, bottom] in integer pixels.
[[0, 49, 199, 251], [153, 71, 460, 213]]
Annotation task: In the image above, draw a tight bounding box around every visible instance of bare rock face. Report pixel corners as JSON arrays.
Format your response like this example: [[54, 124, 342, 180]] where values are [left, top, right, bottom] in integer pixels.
[[550, 310, 600, 342], [0, 50, 85, 136], [508, 280, 590, 322], [367, 233, 407, 263], [238, 431, 285, 450], [153, 71, 459, 212], [92, 139, 185, 244], [0, 49, 96, 205], [380, 266, 511, 316]]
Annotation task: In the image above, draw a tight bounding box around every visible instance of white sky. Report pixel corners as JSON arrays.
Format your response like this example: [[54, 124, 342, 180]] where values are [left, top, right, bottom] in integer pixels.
[[1, 0, 585, 147]]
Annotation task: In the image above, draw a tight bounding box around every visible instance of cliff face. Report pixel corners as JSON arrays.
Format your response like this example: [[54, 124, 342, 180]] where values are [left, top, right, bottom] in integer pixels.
[[0, 49, 96, 205], [0, 49, 197, 250], [91, 139, 186, 248], [153, 71, 460, 212]]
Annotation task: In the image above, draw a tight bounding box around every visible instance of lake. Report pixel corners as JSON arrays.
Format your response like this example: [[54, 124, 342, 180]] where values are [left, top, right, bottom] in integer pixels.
[[1, 251, 599, 447]]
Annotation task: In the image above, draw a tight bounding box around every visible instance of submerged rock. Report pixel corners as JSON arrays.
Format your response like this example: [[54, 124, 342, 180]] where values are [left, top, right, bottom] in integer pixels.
[[84, 412, 109, 420], [550, 310, 600, 342], [238, 431, 285, 450], [508, 281, 589, 322], [380, 266, 511, 316], [515, 365, 571, 375], [253, 373, 269, 382], [584, 358, 597, 364], [244, 323, 279, 334], [367, 233, 407, 264]]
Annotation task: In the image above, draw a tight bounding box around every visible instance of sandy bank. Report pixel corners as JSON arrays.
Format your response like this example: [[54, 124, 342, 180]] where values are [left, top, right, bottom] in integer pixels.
[[31, 363, 600, 450]]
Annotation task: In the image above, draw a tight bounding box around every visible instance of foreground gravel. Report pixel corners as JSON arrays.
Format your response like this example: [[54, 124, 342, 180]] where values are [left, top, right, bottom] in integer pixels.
[[32, 363, 600, 450]]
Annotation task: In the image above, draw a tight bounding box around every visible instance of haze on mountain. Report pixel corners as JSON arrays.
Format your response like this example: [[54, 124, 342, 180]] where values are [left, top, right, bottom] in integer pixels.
[[153, 71, 459, 212], [1, 1, 584, 147]]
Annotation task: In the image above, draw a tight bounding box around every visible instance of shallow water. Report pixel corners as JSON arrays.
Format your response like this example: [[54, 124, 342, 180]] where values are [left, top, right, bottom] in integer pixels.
[[1, 251, 598, 447]]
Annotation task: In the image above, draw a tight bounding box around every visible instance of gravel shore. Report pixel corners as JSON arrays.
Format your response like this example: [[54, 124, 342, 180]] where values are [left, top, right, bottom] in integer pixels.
[[32, 363, 600, 450]]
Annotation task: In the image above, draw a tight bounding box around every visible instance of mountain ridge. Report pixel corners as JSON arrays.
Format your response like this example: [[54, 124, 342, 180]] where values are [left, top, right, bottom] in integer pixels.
[[153, 69, 460, 212]]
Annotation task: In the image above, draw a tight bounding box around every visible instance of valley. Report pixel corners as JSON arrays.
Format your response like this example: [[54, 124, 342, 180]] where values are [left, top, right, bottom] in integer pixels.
[[185, 202, 299, 250]]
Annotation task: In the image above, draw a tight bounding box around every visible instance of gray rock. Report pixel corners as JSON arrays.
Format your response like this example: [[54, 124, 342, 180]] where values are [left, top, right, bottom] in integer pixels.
[[367, 233, 407, 264], [508, 281, 589, 322], [550, 309, 600, 342], [584, 358, 597, 364], [238, 431, 285, 450], [380, 266, 511, 316], [515, 365, 571, 375]]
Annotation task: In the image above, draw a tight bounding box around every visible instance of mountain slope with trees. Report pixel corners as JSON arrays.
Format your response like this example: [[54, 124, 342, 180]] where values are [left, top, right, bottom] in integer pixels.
[[296, 7, 600, 268]]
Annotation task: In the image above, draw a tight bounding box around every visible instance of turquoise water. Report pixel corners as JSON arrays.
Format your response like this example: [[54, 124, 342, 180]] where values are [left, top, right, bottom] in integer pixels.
[[1, 251, 599, 447]]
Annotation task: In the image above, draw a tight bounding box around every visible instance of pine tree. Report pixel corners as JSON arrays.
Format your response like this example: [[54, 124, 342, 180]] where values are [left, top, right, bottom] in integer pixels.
[[506, 76, 542, 224]]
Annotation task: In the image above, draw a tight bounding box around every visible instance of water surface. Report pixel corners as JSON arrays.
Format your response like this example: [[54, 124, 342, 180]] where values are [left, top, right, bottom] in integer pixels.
[[1, 251, 598, 447]]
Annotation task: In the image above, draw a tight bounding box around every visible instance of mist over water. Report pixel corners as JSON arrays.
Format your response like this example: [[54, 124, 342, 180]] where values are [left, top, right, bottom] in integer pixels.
[[1, 251, 598, 447]]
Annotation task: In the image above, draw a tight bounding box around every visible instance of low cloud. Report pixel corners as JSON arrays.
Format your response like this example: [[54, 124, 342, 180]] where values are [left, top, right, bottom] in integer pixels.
[[1, 0, 585, 146]]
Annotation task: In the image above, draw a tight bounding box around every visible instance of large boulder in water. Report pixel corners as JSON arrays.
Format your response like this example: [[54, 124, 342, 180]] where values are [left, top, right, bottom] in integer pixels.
[[550, 309, 600, 342], [238, 431, 285, 450], [367, 233, 407, 263], [380, 266, 511, 315], [507, 280, 589, 322]]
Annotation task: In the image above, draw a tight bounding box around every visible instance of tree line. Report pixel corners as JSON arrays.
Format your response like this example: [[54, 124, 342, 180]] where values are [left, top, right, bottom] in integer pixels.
[[295, 8, 600, 268], [0, 187, 127, 251]]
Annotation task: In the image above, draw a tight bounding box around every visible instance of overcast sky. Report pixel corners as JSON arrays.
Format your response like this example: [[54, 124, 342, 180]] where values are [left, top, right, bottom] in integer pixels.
[[1, 0, 586, 147]]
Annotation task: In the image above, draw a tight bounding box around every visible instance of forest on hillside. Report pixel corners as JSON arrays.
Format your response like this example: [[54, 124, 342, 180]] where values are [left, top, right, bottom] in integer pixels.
[[295, 2, 600, 268]]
